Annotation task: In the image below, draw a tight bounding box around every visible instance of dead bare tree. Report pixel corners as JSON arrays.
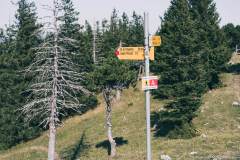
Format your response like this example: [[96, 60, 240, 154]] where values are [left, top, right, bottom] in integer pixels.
[[21, 0, 89, 160]]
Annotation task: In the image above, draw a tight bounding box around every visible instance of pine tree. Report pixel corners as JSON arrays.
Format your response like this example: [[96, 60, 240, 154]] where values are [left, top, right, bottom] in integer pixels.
[[15, 0, 41, 66], [152, 0, 206, 138], [78, 21, 94, 72], [59, 0, 81, 68], [59, 0, 80, 51], [190, 0, 231, 88], [222, 23, 240, 51], [59, 0, 97, 115], [154, 0, 207, 98], [59, 0, 95, 73], [0, 0, 42, 150], [0, 28, 5, 55], [129, 12, 144, 45]]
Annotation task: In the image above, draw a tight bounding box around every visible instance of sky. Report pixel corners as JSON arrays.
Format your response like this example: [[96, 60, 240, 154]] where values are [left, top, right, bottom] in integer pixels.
[[0, 0, 240, 34]]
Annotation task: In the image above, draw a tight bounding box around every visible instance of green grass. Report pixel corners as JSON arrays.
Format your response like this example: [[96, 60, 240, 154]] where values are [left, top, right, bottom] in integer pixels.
[[1, 55, 240, 160]]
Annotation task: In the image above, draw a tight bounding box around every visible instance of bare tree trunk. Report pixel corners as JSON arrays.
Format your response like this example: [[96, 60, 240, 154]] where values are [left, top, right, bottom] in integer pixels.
[[48, 111, 56, 160], [137, 64, 144, 81], [103, 88, 116, 157], [108, 123, 116, 157], [48, 79, 57, 160], [48, 1, 58, 159]]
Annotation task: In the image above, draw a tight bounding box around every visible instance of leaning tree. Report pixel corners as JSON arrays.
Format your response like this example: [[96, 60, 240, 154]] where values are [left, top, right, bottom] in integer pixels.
[[21, 0, 90, 159], [91, 11, 142, 157], [93, 53, 136, 157]]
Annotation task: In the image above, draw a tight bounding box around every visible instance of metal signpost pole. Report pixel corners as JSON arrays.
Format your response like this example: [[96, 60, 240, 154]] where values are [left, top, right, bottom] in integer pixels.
[[115, 12, 161, 160], [144, 12, 151, 160]]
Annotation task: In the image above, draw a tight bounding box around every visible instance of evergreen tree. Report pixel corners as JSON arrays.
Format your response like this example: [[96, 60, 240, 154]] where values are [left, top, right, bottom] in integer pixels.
[[0, 0, 42, 150], [222, 23, 240, 51], [152, 0, 206, 138], [0, 28, 5, 54], [59, 0, 81, 67], [190, 0, 231, 88], [15, 0, 41, 66], [78, 21, 94, 72], [59, 0, 97, 115], [154, 0, 207, 98], [129, 12, 144, 45], [0, 25, 17, 60], [59, 0, 95, 73], [60, 0, 80, 51]]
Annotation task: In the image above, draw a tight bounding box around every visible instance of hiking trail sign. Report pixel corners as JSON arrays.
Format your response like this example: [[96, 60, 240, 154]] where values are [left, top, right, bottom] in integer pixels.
[[115, 47, 154, 60], [150, 36, 161, 47], [115, 13, 162, 160], [142, 76, 159, 90]]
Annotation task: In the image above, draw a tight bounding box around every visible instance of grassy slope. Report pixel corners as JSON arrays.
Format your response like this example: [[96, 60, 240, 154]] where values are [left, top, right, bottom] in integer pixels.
[[1, 55, 240, 160]]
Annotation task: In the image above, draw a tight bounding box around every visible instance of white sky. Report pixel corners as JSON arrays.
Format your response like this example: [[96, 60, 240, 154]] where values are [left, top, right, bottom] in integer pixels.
[[0, 0, 240, 34]]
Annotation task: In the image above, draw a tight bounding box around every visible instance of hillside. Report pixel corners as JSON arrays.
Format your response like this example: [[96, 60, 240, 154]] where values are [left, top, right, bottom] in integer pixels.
[[0, 54, 240, 160]]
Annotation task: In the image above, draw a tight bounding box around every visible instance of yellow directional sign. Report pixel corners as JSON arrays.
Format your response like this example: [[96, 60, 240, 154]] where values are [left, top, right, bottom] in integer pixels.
[[115, 47, 154, 60], [150, 36, 161, 47]]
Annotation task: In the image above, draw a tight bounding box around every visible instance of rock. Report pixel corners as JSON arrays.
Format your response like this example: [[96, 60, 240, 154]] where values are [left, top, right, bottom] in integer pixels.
[[160, 154, 172, 160], [201, 133, 207, 138], [211, 156, 219, 160], [232, 101, 240, 106], [190, 151, 198, 155], [228, 60, 234, 65]]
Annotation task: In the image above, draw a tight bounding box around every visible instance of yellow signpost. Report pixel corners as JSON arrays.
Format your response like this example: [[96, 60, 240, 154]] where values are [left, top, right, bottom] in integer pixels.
[[116, 47, 154, 60], [150, 36, 161, 47], [114, 14, 162, 160]]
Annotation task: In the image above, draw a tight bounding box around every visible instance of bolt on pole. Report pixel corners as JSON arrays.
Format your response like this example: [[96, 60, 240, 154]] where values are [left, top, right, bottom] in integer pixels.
[[144, 12, 152, 160]]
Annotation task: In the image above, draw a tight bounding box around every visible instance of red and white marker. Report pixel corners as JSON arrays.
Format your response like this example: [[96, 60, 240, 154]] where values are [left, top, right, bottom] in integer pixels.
[[115, 48, 120, 57]]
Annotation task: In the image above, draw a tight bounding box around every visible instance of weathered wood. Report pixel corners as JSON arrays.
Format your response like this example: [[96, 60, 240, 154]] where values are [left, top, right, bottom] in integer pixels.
[[21, 1, 89, 159], [103, 88, 116, 157]]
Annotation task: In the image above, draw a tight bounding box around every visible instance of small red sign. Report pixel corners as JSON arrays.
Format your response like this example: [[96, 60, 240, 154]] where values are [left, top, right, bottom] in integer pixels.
[[149, 79, 158, 86], [115, 50, 120, 56], [142, 76, 159, 90]]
